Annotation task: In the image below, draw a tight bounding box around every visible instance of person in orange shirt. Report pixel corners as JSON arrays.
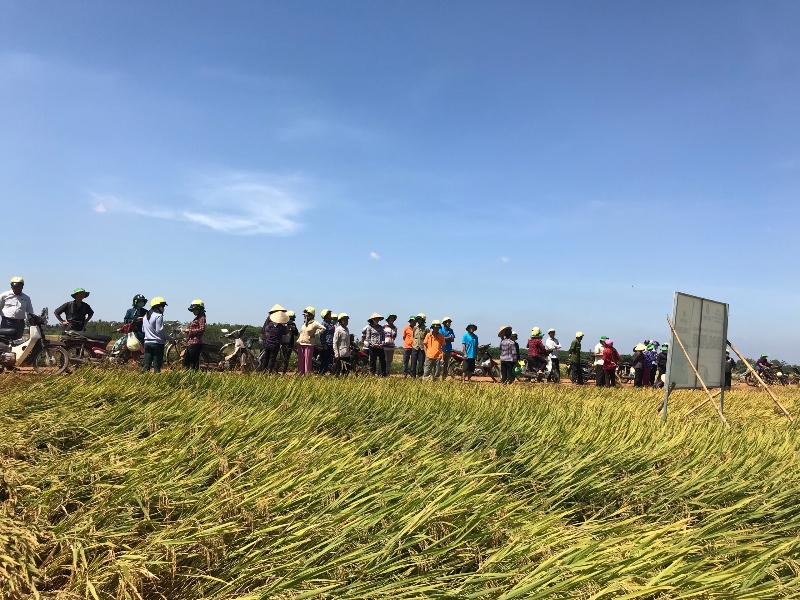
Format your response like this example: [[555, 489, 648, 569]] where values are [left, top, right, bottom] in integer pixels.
[[401, 315, 416, 378], [423, 320, 446, 380]]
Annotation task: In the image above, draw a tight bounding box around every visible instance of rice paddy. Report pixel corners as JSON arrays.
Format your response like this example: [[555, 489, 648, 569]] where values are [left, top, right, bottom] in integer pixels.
[[2, 371, 800, 599]]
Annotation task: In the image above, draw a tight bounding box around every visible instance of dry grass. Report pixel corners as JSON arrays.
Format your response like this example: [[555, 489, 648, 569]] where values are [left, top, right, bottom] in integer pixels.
[[2, 371, 800, 599]]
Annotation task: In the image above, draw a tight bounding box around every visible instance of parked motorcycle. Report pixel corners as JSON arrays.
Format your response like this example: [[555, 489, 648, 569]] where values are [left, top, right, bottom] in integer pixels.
[[0, 308, 69, 375], [61, 328, 112, 368], [616, 361, 634, 384], [219, 326, 259, 372], [450, 344, 499, 381], [563, 358, 596, 383], [107, 321, 143, 366], [515, 356, 550, 383], [164, 327, 226, 370]]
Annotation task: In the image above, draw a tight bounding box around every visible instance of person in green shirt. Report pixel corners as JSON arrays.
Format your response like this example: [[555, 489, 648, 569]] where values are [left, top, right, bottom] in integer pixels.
[[569, 332, 584, 385]]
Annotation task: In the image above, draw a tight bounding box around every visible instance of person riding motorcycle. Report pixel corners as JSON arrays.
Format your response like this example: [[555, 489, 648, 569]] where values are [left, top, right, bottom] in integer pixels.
[[756, 354, 771, 374], [0, 277, 35, 340], [526, 327, 548, 374], [54, 288, 94, 331], [124, 294, 148, 347]]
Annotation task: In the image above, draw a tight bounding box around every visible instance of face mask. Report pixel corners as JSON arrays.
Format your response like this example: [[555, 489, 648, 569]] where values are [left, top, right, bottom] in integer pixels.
[[136, 301, 145, 308]]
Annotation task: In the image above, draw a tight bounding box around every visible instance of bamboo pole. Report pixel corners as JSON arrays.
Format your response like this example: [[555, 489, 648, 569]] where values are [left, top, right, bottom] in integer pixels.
[[685, 389, 721, 417], [666, 316, 729, 428], [727, 341, 793, 421]]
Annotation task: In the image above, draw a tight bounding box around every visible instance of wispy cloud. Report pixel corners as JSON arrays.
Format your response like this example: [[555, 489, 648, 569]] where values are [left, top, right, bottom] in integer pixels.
[[92, 171, 308, 236], [370, 251, 380, 259], [500, 256, 510, 263]]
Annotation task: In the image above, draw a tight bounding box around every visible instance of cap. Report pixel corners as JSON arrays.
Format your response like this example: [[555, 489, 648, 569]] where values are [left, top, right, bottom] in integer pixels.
[[548, 328, 555, 333]]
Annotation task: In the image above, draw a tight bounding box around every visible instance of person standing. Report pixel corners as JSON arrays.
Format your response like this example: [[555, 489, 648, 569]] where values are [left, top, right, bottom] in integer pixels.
[[278, 311, 299, 374], [527, 328, 547, 375], [440, 317, 455, 379], [0, 277, 34, 340], [182, 300, 207, 371], [602, 339, 620, 387], [499, 326, 517, 384], [54, 288, 94, 332], [318, 309, 336, 375], [259, 309, 289, 373], [643, 343, 656, 387], [511, 331, 520, 363], [401, 316, 415, 378], [594, 336, 608, 387], [411, 314, 428, 379], [297, 307, 325, 375], [725, 350, 735, 390], [124, 294, 148, 348], [383, 314, 398, 376], [333, 313, 351, 376], [631, 343, 646, 387], [568, 332, 584, 384], [655, 344, 668, 387], [461, 324, 478, 382], [142, 297, 174, 374], [422, 320, 446, 379], [362, 313, 386, 376], [545, 328, 561, 383]]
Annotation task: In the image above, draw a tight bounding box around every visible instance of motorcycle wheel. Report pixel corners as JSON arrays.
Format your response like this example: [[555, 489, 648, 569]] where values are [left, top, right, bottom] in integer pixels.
[[66, 345, 95, 368], [199, 350, 216, 371], [489, 364, 498, 382], [33, 346, 70, 375], [744, 372, 759, 387], [165, 343, 183, 367]]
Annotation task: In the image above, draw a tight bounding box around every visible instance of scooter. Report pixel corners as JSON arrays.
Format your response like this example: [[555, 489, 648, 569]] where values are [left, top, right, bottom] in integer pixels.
[[0, 308, 70, 375], [219, 326, 259, 372], [107, 321, 143, 365]]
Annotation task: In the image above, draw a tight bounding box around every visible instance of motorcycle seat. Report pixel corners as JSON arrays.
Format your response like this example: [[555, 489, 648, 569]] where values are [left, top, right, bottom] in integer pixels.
[[0, 328, 18, 339], [202, 340, 224, 349], [68, 330, 112, 343]]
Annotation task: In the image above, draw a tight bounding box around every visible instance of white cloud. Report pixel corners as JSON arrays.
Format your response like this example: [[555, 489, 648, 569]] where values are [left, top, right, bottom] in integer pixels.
[[370, 251, 380, 259], [91, 171, 308, 236], [500, 256, 510, 263]]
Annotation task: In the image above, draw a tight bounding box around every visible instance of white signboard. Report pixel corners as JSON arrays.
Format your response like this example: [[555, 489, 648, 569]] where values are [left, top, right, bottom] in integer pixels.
[[666, 292, 728, 389]]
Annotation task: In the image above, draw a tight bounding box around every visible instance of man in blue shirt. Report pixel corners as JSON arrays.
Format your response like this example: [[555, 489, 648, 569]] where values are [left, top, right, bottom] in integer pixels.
[[461, 323, 478, 382], [440, 317, 455, 379]]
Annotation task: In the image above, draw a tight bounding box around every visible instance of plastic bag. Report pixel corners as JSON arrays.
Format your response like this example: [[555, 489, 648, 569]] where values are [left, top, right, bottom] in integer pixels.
[[126, 332, 142, 352]]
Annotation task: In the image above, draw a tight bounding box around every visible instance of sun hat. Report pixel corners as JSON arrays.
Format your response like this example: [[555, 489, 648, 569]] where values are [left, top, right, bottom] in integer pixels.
[[634, 343, 646, 351], [576, 331, 584, 338], [605, 339, 614, 346], [386, 313, 397, 319], [150, 296, 167, 307], [368, 312, 383, 321], [187, 299, 205, 311], [498, 325, 512, 337], [303, 306, 315, 316], [548, 328, 555, 333], [271, 311, 290, 324], [269, 304, 286, 313], [71, 287, 90, 298], [466, 323, 477, 331], [10, 277, 24, 284]]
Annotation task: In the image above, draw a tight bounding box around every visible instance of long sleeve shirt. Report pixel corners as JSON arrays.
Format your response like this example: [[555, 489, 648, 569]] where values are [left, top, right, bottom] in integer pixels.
[[499, 339, 517, 362], [0, 290, 34, 320], [527, 338, 547, 360], [298, 320, 326, 346], [602, 347, 620, 370], [333, 324, 351, 357], [412, 325, 428, 351], [544, 337, 561, 358], [186, 315, 206, 345], [143, 311, 170, 344], [568, 339, 582, 363]]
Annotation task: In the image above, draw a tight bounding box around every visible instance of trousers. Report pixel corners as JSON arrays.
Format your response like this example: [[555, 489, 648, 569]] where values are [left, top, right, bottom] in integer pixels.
[[297, 345, 313, 374], [0, 316, 25, 340], [441, 351, 452, 379], [500, 360, 515, 384], [570, 361, 584, 384], [182, 343, 203, 370], [384, 347, 395, 376], [402, 348, 413, 377], [411, 348, 425, 378], [369, 346, 387, 376], [633, 367, 644, 387], [423, 357, 442, 379], [604, 369, 616, 387], [595, 364, 605, 386], [260, 344, 281, 373], [143, 343, 165, 373]]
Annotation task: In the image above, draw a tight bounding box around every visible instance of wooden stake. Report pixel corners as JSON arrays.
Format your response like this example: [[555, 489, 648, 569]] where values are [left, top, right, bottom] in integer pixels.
[[666, 316, 729, 428], [685, 389, 721, 417], [727, 341, 793, 421]]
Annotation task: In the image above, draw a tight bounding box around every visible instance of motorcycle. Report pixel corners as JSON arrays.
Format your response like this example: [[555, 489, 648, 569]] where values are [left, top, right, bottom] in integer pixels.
[[563, 358, 596, 383], [164, 327, 226, 371], [0, 308, 70, 375], [219, 326, 259, 372], [60, 328, 112, 368], [745, 367, 777, 387], [515, 356, 551, 383], [616, 361, 634, 384], [450, 344, 499, 381], [107, 321, 143, 366]]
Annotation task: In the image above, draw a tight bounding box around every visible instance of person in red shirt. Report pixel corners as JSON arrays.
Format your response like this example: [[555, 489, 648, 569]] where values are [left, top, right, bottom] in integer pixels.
[[602, 339, 620, 387], [526, 327, 547, 374], [401, 316, 416, 378]]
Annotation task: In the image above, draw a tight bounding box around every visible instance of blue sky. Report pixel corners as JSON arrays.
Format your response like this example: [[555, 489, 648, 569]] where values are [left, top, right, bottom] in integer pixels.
[[1, 1, 798, 360]]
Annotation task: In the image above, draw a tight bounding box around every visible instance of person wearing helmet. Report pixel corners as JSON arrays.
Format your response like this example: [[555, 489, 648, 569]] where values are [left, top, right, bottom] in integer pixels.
[[0, 277, 35, 339], [382, 314, 398, 376], [411, 314, 429, 378], [401, 315, 416, 378], [362, 313, 386, 376], [423, 320, 446, 380], [318, 309, 336, 375], [440, 317, 456, 379], [756, 354, 771, 375], [181, 300, 207, 370], [544, 328, 561, 383], [498, 326, 516, 384], [142, 297, 174, 374], [461, 324, 478, 382], [279, 311, 299, 374], [655, 344, 668, 388], [297, 307, 325, 375], [333, 313, 351, 376], [594, 336, 608, 387], [568, 332, 584, 385], [124, 294, 148, 348], [602, 339, 620, 387], [54, 288, 94, 332], [526, 328, 547, 375]]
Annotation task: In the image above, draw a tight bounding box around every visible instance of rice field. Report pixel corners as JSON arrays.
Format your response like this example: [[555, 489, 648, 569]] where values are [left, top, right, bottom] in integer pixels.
[[2, 371, 800, 599]]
